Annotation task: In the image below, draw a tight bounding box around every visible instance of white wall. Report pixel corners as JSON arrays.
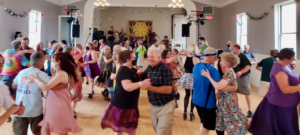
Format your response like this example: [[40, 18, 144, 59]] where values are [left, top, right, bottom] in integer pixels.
[[97, 7, 185, 42], [93, 8, 101, 29]]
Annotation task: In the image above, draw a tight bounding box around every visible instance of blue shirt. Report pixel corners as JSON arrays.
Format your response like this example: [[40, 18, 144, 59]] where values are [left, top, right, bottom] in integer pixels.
[[13, 67, 50, 117], [193, 63, 221, 109], [243, 51, 255, 61]]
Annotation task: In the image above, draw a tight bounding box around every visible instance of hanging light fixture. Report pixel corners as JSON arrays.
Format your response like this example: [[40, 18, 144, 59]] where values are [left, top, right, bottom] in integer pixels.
[[168, 0, 184, 11], [94, 0, 110, 10]]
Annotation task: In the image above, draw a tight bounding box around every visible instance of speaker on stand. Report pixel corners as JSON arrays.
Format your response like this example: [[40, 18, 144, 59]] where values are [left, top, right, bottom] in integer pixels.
[[182, 23, 191, 50]]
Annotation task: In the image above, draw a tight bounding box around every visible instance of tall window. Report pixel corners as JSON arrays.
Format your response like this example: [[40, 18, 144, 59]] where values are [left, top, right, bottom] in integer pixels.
[[278, 3, 296, 54], [29, 10, 42, 48], [236, 13, 248, 49]]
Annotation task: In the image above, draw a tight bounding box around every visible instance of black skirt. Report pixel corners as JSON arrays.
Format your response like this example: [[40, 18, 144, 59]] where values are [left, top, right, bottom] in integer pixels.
[[95, 70, 112, 88]]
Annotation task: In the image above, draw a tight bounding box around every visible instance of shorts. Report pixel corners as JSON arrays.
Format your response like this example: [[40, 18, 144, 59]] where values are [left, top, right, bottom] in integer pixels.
[[1, 75, 16, 95], [13, 114, 44, 135], [258, 81, 270, 97], [195, 105, 216, 130], [137, 56, 144, 66], [236, 75, 251, 95]]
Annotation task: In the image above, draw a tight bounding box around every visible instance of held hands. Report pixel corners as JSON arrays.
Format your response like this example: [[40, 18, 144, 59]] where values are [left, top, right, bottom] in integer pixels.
[[8, 102, 25, 116], [201, 69, 211, 78], [141, 79, 151, 90], [113, 55, 117, 60], [84, 61, 89, 65]]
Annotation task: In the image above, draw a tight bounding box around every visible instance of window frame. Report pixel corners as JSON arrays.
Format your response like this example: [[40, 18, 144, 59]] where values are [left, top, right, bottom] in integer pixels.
[[236, 13, 248, 50], [274, 1, 296, 52], [28, 10, 42, 48]]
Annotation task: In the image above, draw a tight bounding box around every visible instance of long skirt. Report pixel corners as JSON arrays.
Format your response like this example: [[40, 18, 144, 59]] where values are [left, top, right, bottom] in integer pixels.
[[248, 97, 299, 135], [101, 103, 139, 133]]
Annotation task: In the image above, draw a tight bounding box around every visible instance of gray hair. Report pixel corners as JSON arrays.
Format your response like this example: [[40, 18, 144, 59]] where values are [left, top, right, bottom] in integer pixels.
[[11, 40, 21, 49], [227, 41, 232, 44], [113, 45, 122, 55], [63, 47, 73, 54], [244, 44, 249, 48], [148, 47, 160, 56], [100, 46, 111, 62], [52, 43, 61, 50], [203, 47, 217, 57], [30, 52, 45, 66]]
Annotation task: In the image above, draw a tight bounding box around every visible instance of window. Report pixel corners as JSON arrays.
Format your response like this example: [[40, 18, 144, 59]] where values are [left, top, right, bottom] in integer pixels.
[[236, 13, 248, 50], [29, 10, 42, 48], [275, 2, 296, 54]]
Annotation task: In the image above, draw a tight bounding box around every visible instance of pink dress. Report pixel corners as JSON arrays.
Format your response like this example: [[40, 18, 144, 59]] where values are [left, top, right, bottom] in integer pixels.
[[38, 83, 83, 134]]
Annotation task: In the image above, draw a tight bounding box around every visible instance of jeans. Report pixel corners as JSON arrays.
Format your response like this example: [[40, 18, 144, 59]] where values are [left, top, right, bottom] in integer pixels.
[[108, 87, 114, 97]]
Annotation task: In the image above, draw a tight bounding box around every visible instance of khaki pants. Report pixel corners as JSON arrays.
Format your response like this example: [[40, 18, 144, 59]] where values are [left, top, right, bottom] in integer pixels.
[[150, 100, 175, 135]]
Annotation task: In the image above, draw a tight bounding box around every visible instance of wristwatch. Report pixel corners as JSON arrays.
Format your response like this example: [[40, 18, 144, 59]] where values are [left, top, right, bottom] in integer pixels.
[[237, 72, 242, 75]]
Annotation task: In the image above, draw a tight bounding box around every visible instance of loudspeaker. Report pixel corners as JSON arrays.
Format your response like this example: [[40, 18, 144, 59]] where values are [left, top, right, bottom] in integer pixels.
[[72, 25, 80, 38], [182, 24, 190, 37]]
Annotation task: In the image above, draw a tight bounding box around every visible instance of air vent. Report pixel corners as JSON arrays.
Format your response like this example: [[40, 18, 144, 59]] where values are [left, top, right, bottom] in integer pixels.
[[202, 6, 214, 15]]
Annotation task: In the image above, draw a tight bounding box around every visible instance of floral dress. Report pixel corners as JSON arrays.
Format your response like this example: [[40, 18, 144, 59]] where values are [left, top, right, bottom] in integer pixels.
[[215, 70, 249, 135]]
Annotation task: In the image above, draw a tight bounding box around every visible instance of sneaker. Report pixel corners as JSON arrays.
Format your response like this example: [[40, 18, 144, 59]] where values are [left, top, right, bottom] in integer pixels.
[[247, 111, 253, 118], [88, 94, 93, 99], [6, 116, 12, 122], [92, 90, 95, 95]]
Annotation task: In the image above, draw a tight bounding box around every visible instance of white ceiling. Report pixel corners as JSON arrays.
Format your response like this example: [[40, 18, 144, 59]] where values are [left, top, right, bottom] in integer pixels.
[[46, 0, 83, 6], [193, 0, 239, 8], [46, 0, 238, 8]]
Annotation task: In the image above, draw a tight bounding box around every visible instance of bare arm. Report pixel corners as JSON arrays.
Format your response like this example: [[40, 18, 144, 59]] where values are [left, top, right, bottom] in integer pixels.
[[238, 65, 251, 74], [121, 80, 141, 92], [192, 57, 200, 65], [145, 86, 172, 94], [26, 63, 31, 67], [32, 71, 69, 91], [103, 56, 113, 64], [73, 50, 84, 61], [275, 71, 300, 94], [110, 73, 116, 80], [256, 65, 262, 71], [16, 49, 35, 56]]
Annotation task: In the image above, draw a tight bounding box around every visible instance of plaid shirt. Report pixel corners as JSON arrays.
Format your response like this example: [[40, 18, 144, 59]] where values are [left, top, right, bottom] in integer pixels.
[[141, 61, 175, 106]]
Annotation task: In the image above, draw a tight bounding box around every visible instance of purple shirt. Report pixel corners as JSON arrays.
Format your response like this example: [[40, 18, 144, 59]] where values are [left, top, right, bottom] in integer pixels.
[[266, 62, 300, 107]]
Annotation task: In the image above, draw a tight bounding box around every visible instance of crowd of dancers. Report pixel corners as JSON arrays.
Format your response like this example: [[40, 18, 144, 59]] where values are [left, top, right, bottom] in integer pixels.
[[0, 28, 299, 135]]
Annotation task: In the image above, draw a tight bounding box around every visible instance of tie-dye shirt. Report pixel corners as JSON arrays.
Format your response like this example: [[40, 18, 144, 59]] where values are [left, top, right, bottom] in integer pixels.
[[1, 49, 29, 77]]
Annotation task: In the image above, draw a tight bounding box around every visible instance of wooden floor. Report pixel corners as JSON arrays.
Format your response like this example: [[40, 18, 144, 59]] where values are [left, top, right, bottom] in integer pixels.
[[0, 60, 264, 135]]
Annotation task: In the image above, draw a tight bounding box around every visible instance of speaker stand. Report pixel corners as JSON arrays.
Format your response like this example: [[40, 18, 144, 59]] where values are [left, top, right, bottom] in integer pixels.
[[85, 28, 92, 46]]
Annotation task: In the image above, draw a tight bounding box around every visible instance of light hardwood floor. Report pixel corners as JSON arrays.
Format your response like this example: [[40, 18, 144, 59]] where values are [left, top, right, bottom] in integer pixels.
[[0, 60, 263, 135], [0, 81, 262, 135]]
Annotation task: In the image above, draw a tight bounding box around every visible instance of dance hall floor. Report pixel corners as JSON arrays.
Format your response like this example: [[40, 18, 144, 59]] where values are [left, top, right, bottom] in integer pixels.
[[0, 60, 263, 135]]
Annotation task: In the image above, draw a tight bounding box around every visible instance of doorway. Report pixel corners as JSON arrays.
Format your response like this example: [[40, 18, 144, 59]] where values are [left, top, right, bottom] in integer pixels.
[[58, 15, 75, 45]]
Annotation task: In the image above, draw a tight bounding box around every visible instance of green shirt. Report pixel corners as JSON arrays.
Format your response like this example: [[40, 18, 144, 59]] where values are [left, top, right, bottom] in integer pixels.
[[201, 44, 209, 54], [136, 45, 146, 56], [257, 57, 277, 82]]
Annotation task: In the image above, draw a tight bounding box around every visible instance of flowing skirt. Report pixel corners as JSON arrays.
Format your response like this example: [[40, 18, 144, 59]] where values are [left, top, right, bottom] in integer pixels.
[[39, 89, 82, 134], [176, 73, 193, 89], [101, 103, 139, 133], [248, 98, 299, 135]]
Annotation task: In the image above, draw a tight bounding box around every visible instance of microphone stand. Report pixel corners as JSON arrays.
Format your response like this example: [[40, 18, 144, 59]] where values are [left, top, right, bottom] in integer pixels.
[[85, 28, 92, 46]]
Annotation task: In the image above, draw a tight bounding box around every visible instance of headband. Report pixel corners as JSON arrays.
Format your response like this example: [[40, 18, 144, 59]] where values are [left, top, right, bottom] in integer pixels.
[[203, 52, 218, 57]]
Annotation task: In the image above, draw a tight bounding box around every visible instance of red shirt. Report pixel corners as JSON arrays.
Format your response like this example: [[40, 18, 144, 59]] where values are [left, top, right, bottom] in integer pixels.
[[74, 51, 84, 72]]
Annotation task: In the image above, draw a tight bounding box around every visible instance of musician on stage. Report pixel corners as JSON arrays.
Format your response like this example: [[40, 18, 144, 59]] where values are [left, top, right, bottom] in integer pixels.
[[147, 28, 156, 46], [107, 26, 116, 49], [118, 28, 126, 43]]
